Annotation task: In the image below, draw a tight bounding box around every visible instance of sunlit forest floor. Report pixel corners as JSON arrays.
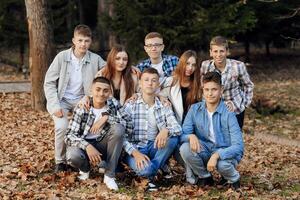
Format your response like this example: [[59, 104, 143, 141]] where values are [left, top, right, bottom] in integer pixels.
[[0, 50, 299, 199]]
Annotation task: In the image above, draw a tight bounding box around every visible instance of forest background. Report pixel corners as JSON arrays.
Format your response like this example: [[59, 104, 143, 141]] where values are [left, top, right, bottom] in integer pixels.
[[0, 0, 299, 199]]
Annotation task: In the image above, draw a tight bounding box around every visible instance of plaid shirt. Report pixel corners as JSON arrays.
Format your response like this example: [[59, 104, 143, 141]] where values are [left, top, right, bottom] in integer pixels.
[[136, 54, 179, 77], [122, 94, 182, 155], [65, 97, 133, 150], [201, 59, 254, 114]]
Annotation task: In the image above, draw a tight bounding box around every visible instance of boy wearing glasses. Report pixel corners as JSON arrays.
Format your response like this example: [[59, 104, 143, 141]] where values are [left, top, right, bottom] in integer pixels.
[[137, 32, 179, 83]]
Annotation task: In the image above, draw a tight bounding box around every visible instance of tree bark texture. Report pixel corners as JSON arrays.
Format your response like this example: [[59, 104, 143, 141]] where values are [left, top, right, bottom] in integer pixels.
[[25, 0, 55, 111]]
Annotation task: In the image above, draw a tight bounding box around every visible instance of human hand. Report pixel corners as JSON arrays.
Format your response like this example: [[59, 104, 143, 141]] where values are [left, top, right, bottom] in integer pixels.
[[86, 144, 102, 166], [225, 101, 235, 112], [54, 109, 64, 118], [90, 115, 108, 134], [154, 128, 169, 149], [132, 150, 150, 171], [159, 96, 172, 107], [207, 153, 219, 172], [125, 93, 138, 103], [78, 96, 90, 110], [189, 134, 201, 153]]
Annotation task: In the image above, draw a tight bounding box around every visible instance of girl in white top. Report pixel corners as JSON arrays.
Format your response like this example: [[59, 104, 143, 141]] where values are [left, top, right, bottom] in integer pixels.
[[160, 50, 202, 124]]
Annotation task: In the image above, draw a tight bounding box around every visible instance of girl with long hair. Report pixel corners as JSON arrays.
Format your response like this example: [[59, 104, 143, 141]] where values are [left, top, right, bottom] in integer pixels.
[[96, 45, 139, 105], [160, 50, 202, 124]]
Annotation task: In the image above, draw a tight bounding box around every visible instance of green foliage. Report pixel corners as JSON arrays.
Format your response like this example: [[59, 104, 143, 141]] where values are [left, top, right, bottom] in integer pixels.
[[100, 0, 257, 62], [0, 0, 27, 47]]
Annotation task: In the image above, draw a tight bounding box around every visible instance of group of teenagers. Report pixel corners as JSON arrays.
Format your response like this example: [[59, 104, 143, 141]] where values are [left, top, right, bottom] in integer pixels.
[[44, 24, 254, 192]]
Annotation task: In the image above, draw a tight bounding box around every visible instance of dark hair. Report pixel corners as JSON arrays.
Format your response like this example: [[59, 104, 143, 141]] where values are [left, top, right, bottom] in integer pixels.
[[74, 24, 92, 38], [102, 45, 134, 101], [140, 67, 159, 79], [92, 76, 111, 86], [202, 72, 222, 86]]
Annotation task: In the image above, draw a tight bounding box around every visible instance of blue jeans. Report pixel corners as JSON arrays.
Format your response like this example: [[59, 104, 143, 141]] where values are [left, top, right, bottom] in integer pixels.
[[125, 137, 178, 179], [180, 142, 240, 183]]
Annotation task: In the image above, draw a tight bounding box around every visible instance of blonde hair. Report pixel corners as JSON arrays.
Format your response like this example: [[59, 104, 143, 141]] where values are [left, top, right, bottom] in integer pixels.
[[210, 36, 228, 49]]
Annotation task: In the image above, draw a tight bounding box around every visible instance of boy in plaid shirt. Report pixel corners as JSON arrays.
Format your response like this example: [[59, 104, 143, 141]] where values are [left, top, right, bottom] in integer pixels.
[[201, 36, 254, 129], [137, 32, 179, 84], [123, 68, 181, 191], [65, 77, 133, 191]]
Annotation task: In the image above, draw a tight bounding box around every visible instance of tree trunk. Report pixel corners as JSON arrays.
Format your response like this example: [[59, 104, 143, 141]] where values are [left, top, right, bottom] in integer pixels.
[[25, 0, 55, 111]]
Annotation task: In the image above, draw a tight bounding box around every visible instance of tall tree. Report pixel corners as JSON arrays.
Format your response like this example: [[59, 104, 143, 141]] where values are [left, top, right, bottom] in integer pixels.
[[25, 0, 55, 110]]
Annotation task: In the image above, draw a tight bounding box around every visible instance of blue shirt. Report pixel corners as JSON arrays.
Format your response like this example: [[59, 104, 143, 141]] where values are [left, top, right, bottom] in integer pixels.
[[181, 100, 244, 162], [136, 54, 179, 77]]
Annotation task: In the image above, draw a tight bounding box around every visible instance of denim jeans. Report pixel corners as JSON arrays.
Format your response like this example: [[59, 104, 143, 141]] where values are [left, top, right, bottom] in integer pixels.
[[125, 136, 178, 179], [180, 142, 240, 183], [66, 124, 124, 178]]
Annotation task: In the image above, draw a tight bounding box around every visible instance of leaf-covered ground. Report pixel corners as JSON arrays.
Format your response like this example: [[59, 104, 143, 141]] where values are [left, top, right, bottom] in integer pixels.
[[0, 92, 299, 199], [0, 52, 299, 199]]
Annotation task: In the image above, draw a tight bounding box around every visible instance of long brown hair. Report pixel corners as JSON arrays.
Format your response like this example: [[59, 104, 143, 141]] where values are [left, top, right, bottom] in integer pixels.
[[172, 50, 202, 108], [101, 45, 134, 101]]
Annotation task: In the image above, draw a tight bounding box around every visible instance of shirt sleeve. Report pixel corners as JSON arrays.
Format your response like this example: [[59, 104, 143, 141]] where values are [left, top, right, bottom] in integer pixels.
[[64, 108, 90, 150], [121, 102, 137, 155], [238, 62, 254, 108], [43, 54, 62, 115], [180, 104, 195, 143], [164, 106, 182, 137], [216, 112, 244, 160]]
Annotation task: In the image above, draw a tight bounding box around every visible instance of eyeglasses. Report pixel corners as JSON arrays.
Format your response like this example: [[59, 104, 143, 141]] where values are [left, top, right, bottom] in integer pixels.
[[144, 43, 163, 48]]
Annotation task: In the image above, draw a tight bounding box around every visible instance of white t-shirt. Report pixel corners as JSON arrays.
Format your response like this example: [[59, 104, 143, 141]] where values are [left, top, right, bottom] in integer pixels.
[[207, 110, 216, 143], [64, 51, 85, 100], [85, 106, 108, 139], [151, 60, 165, 83], [147, 105, 158, 141]]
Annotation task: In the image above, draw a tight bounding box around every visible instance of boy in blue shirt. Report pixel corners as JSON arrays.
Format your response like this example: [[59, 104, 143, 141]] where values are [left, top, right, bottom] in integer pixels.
[[180, 72, 244, 190]]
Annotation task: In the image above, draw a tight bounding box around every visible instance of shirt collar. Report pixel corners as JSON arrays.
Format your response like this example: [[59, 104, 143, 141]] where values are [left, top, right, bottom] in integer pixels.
[[136, 93, 163, 109]]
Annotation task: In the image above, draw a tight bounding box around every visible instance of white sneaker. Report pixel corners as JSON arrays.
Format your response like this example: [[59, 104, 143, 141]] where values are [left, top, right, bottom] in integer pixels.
[[104, 175, 119, 191], [78, 171, 89, 180]]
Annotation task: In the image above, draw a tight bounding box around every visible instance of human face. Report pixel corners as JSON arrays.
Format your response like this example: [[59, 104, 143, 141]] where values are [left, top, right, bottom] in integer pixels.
[[144, 37, 164, 60], [114, 51, 128, 72], [210, 45, 227, 67], [140, 73, 159, 95], [91, 82, 111, 107], [203, 81, 222, 106], [72, 33, 92, 57], [185, 56, 196, 77]]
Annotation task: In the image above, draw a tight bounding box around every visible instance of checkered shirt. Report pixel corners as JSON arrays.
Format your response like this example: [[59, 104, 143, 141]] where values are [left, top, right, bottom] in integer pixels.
[[65, 97, 133, 150], [201, 59, 254, 114], [122, 94, 182, 155], [136, 54, 179, 77]]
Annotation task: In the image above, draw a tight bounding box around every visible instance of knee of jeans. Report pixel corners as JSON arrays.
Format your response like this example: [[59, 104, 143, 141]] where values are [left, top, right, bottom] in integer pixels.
[[179, 143, 193, 160], [66, 148, 86, 166], [217, 160, 232, 173], [111, 124, 125, 138], [166, 137, 178, 149]]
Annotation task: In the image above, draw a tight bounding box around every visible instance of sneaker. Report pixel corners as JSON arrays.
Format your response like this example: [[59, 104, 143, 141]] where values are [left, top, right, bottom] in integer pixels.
[[78, 171, 90, 180], [231, 179, 241, 191], [146, 181, 158, 192], [161, 164, 173, 179], [54, 163, 67, 173], [198, 176, 214, 186], [217, 176, 228, 186], [104, 175, 119, 191]]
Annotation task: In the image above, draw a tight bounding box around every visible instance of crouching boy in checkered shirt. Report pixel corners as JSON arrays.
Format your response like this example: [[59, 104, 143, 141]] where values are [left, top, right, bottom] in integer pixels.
[[122, 68, 182, 191], [65, 77, 133, 191]]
